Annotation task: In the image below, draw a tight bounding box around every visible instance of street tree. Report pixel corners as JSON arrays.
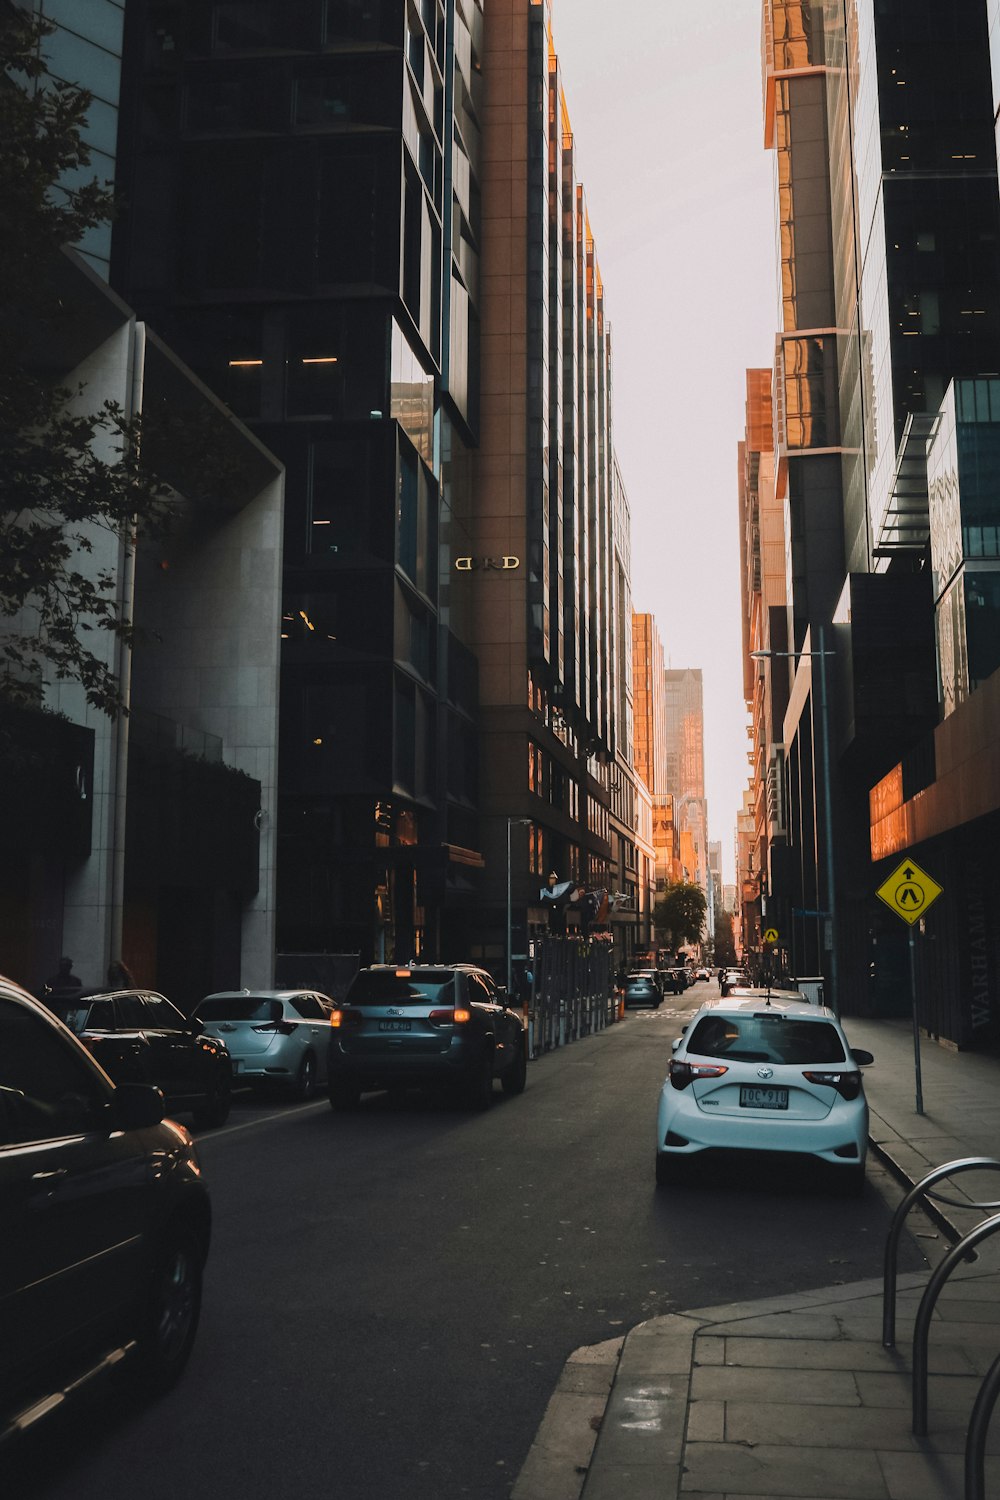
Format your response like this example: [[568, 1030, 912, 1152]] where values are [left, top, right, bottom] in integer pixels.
[[714, 909, 737, 966], [0, 5, 172, 716], [654, 881, 707, 949]]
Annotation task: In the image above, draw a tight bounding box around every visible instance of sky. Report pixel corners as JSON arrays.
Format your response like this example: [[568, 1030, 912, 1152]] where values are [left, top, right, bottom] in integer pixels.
[[550, 1, 779, 884]]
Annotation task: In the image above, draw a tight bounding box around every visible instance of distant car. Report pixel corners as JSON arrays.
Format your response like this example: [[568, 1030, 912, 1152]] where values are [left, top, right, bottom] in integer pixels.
[[0, 974, 211, 1446], [655, 993, 873, 1194], [328, 964, 527, 1110], [661, 967, 689, 994], [696, 967, 710, 982], [195, 990, 335, 1101], [623, 972, 661, 1009], [720, 968, 748, 996], [45, 988, 232, 1129]]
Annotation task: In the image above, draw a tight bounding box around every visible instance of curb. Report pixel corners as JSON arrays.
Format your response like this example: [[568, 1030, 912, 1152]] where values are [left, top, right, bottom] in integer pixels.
[[867, 1133, 965, 1246]]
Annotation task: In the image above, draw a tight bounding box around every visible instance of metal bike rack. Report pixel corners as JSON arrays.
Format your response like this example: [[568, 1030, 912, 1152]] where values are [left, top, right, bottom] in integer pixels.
[[966, 1349, 1000, 1500], [912, 1211, 1000, 1437], [883, 1157, 1000, 1349], [882, 1157, 1000, 1493]]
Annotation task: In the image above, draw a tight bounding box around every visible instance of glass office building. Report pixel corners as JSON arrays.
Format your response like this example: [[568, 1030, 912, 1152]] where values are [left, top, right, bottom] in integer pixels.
[[928, 378, 1000, 715], [114, 0, 485, 962]]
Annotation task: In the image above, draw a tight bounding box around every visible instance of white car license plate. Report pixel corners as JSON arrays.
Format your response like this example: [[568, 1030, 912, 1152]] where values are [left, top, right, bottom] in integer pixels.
[[740, 1085, 788, 1110], [379, 1020, 411, 1032]]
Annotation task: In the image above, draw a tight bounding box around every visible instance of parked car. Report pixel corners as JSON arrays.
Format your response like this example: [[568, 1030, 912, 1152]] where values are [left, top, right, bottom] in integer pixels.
[[328, 964, 527, 1110], [655, 993, 873, 1193], [623, 972, 662, 1009], [195, 989, 335, 1100], [660, 967, 688, 995], [0, 974, 211, 1446], [44, 988, 232, 1129]]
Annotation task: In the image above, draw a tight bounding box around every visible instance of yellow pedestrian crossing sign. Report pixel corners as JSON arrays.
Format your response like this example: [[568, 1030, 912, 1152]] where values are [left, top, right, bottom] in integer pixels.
[[763, 928, 779, 945], [875, 858, 943, 926]]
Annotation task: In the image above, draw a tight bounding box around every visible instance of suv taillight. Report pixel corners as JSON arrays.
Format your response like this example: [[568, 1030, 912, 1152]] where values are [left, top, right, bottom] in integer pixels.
[[252, 1019, 297, 1036], [428, 1008, 471, 1025], [669, 1059, 728, 1090], [802, 1069, 862, 1101]]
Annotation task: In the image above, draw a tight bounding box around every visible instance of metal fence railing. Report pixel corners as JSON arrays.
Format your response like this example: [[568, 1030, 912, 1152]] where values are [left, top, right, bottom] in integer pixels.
[[527, 936, 617, 1057]]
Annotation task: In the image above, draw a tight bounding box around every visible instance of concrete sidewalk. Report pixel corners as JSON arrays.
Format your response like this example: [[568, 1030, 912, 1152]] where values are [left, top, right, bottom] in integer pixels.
[[514, 1017, 1000, 1500]]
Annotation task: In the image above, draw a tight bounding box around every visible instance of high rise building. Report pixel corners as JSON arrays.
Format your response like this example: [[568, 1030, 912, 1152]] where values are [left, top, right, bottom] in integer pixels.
[[0, 3, 283, 995], [114, 0, 488, 965], [631, 614, 667, 798], [663, 668, 708, 894], [471, 0, 634, 972], [632, 612, 677, 897], [112, 0, 633, 971], [748, 0, 1000, 1037], [738, 368, 789, 958]]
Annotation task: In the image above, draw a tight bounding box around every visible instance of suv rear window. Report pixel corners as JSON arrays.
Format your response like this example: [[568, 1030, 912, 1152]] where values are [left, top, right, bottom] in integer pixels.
[[687, 1013, 846, 1065], [198, 997, 283, 1023], [346, 970, 456, 1007]]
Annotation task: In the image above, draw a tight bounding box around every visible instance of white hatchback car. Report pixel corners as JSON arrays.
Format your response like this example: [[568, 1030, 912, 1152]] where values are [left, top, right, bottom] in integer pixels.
[[655, 994, 873, 1193], [195, 990, 335, 1101]]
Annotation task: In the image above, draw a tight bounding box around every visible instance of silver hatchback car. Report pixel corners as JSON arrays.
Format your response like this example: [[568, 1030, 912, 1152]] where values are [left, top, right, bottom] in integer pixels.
[[195, 990, 335, 1101]]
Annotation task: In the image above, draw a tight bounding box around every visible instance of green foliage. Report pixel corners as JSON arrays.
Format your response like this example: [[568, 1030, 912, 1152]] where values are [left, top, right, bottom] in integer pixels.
[[0, 4, 115, 310], [654, 881, 708, 947], [714, 909, 737, 966], [0, 6, 172, 715]]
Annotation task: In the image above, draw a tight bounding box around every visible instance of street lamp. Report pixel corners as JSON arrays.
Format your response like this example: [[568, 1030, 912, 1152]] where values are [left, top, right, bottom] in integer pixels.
[[506, 818, 532, 998], [750, 625, 838, 1015]]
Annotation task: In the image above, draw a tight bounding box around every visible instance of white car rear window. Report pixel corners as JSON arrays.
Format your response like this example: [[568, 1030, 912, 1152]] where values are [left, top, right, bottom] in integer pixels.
[[198, 997, 282, 1023], [687, 1014, 846, 1066]]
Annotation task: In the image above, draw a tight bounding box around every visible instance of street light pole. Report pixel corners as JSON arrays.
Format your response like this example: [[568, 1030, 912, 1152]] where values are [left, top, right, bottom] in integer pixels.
[[751, 630, 839, 1015], [506, 818, 531, 997], [816, 624, 839, 1017]]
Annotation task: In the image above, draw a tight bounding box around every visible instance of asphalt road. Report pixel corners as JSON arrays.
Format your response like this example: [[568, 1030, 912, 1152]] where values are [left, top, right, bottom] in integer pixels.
[[9, 984, 925, 1499]]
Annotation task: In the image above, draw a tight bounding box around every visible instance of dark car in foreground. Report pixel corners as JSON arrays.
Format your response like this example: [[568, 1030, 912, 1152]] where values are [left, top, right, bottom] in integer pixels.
[[328, 964, 527, 1110], [0, 975, 211, 1447], [45, 988, 232, 1129]]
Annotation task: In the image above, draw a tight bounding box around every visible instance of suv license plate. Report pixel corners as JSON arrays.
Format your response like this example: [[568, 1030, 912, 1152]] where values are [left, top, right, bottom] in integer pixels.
[[378, 1020, 411, 1033], [740, 1085, 788, 1110]]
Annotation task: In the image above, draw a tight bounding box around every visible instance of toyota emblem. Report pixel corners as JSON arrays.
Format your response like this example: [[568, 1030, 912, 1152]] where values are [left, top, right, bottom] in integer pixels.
[[756, 1066, 773, 1080]]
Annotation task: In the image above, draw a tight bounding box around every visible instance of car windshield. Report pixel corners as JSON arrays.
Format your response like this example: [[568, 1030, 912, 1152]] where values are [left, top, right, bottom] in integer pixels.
[[346, 970, 456, 1006], [686, 1013, 847, 1065], [197, 997, 283, 1023]]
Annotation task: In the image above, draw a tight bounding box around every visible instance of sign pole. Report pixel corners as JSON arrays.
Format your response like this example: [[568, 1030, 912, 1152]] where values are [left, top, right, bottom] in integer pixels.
[[876, 855, 942, 1117], [909, 925, 924, 1115]]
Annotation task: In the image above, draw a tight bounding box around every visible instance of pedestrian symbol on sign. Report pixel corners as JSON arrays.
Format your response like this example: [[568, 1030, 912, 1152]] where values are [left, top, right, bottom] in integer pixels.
[[875, 858, 943, 927], [763, 927, 779, 945]]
